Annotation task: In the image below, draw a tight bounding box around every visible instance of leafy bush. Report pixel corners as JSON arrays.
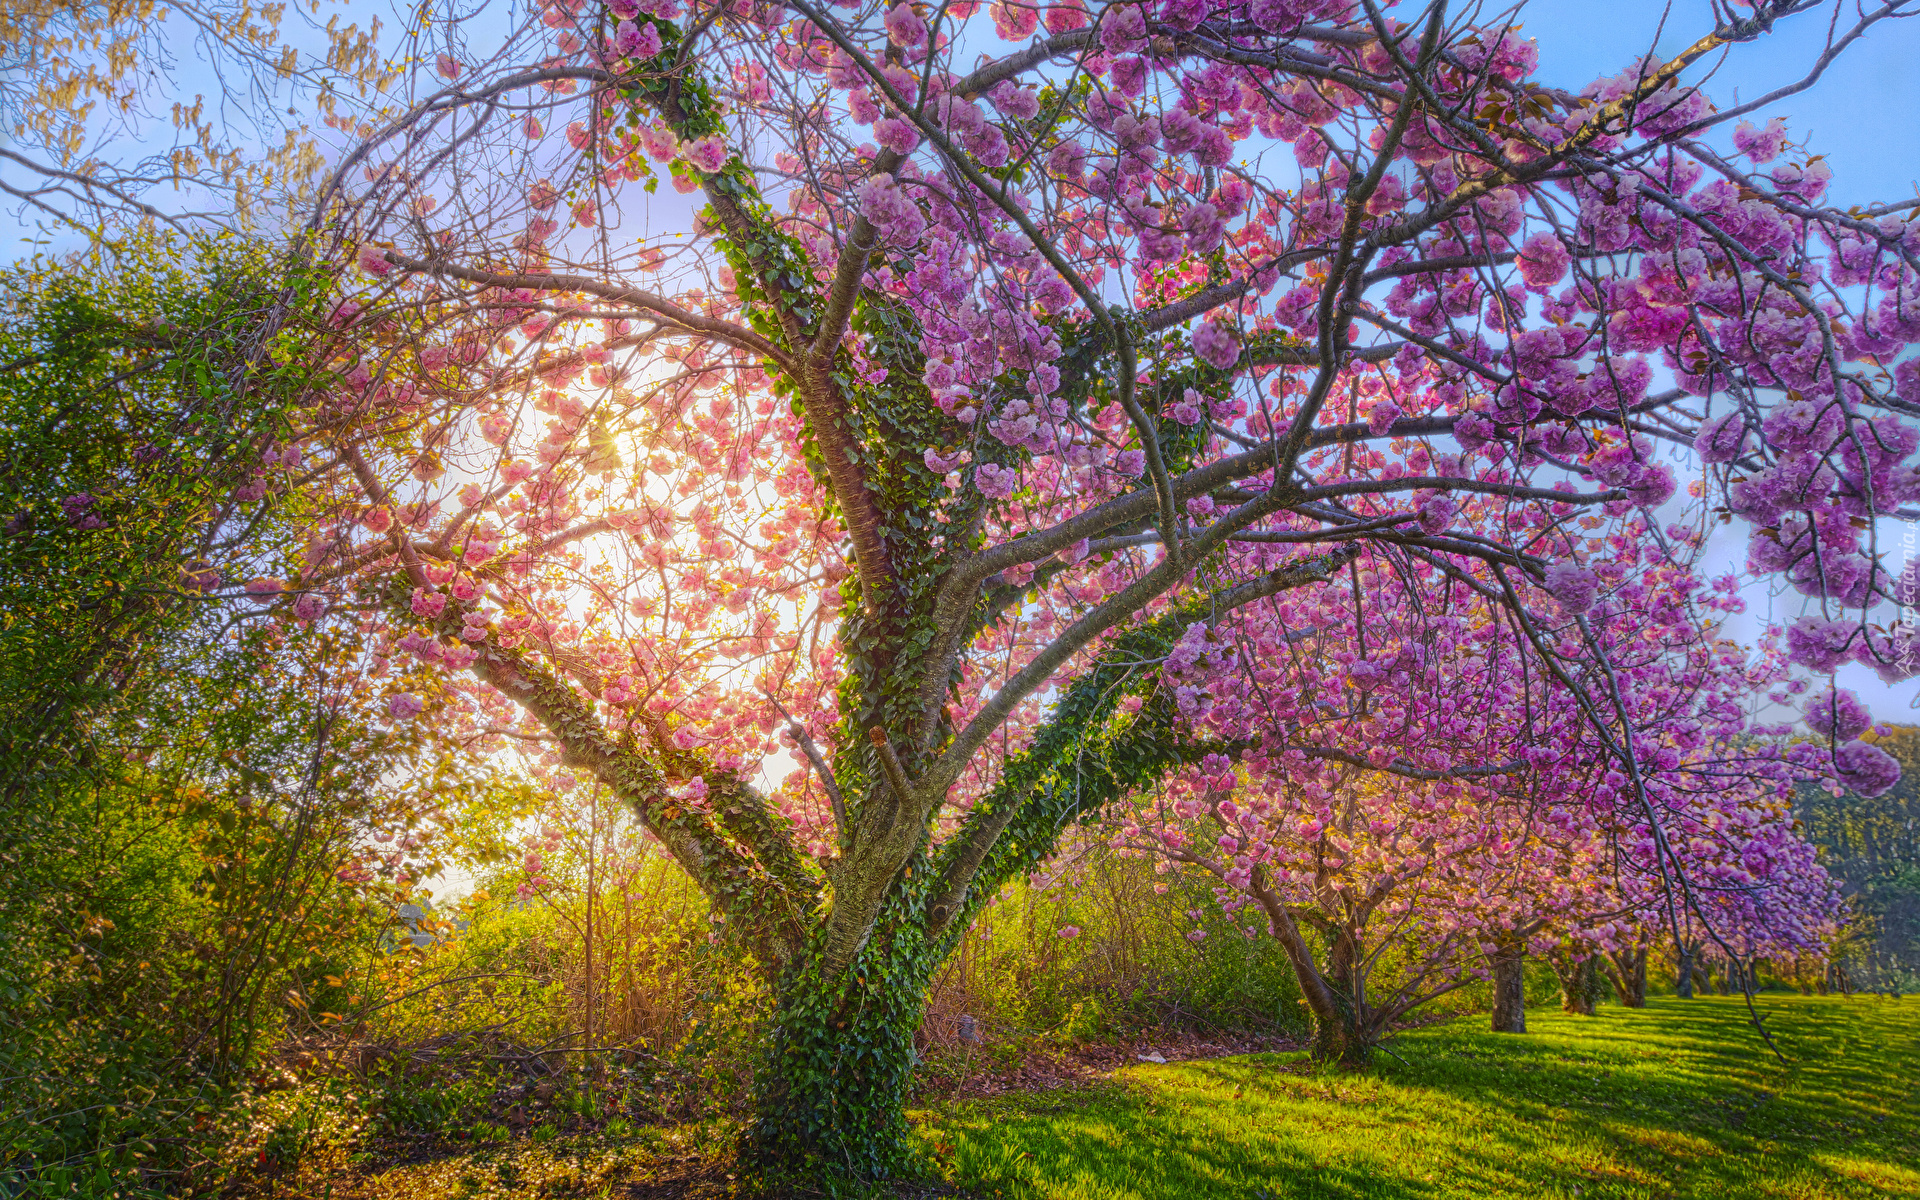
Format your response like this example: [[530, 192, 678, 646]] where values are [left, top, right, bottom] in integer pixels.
[[920, 848, 1309, 1052], [0, 239, 425, 1196]]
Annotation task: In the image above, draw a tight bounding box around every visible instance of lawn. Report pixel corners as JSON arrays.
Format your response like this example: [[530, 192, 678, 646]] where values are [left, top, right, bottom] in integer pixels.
[[280, 995, 1918, 1199], [913, 995, 1920, 1200]]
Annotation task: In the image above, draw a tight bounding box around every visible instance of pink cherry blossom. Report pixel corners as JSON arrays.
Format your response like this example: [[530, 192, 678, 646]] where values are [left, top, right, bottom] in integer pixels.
[[1805, 688, 1873, 743], [873, 118, 919, 155], [884, 3, 927, 46], [388, 693, 426, 720], [1834, 738, 1901, 797], [1543, 562, 1599, 614], [1516, 232, 1570, 289], [1191, 321, 1239, 369], [1732, 116, 1790, 164], [683, 135, 728, 173], [357, 244, 392, 276]]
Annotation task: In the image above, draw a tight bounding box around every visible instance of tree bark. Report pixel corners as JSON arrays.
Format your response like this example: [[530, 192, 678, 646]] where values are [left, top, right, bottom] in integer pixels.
[[1490, 937, 1527, 1033], [1827, 960, 1852, 996], [1604, 946, 1647, 1008], [1551, 951, 1600, 1015], [1249, 873, 1371, 1066], [1675, 941, 1697, 998], [1319, 929, 1373, 1067]]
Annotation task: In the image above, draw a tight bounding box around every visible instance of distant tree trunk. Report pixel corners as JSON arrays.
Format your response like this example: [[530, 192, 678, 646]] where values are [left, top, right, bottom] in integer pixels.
[[1552, 953, 1600, 1015], [1317, 928, 1374, 1066], [1490, 937, 1527, 1033], [1675, 941, 1697, 998], [1604, 946, 1647, 1008], [584, 786, 597, 1087], [1827, 960, 1852, 996]]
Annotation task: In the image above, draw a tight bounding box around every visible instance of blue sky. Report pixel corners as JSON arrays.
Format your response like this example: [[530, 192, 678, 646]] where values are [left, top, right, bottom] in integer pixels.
[[1527, 0, 1920, 207]]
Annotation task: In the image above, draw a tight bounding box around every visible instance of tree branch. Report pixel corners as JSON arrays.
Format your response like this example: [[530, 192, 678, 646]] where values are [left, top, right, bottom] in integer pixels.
[[383, 252, 795, 371]]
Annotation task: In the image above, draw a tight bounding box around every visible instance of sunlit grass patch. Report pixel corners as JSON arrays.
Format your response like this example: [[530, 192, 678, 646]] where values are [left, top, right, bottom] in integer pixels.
[[913, 996, 1920, 1200], [1811, 1152, 1920, 1195]]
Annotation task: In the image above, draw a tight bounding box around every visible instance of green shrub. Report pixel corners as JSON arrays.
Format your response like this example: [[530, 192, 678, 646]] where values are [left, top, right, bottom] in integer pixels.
[[921, 849, 1309, 1054]]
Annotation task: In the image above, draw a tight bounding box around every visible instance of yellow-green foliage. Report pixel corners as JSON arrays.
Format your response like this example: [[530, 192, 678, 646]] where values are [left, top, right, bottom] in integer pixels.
[[363, 861, 769, 1114], [348, 845, 1316, 1128], [923, 851, 1309, 1051]]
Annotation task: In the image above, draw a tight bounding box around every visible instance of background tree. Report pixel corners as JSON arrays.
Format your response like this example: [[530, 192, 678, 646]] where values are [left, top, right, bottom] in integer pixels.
[[1116, 535, 1844, 1058], [0, 242, 441, 1195], [0, 233, 332, 779], [1795, 724, 1920, 990], [0, 1, 405, 250]]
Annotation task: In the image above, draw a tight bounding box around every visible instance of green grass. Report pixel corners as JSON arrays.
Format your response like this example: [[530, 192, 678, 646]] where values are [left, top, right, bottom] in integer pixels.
[[913, 996, 1920, 1199], [256, 996, 1918, 1199]]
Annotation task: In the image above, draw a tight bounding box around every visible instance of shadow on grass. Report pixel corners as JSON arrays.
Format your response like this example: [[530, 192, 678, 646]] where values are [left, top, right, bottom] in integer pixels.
[[915, 996, 1920, 1200]]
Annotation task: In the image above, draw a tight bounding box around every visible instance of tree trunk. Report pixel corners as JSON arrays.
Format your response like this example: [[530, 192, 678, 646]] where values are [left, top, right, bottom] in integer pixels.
[[1312, 926, 1378, 1067], [1490, 938, 1527, 1033], [1306, 1004, 1373, 1066], [1675, 941, 1696, 998], [1604, 946, 1647, 1008], [746, 911, 935, 1181], [1580, 956, 1603, 1013], [1249, 876, 1371, 1067], [1552, 952, 1600, 1015]]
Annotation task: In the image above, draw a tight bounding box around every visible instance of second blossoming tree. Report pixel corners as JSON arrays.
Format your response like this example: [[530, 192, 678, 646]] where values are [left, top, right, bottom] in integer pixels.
[[1115, 533, 1847, 1060]]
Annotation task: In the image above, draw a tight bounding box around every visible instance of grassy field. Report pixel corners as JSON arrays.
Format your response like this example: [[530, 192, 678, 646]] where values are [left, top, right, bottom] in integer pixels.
[[915, 996, 1920, 1200], [279, 995, 1918, 1199]]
